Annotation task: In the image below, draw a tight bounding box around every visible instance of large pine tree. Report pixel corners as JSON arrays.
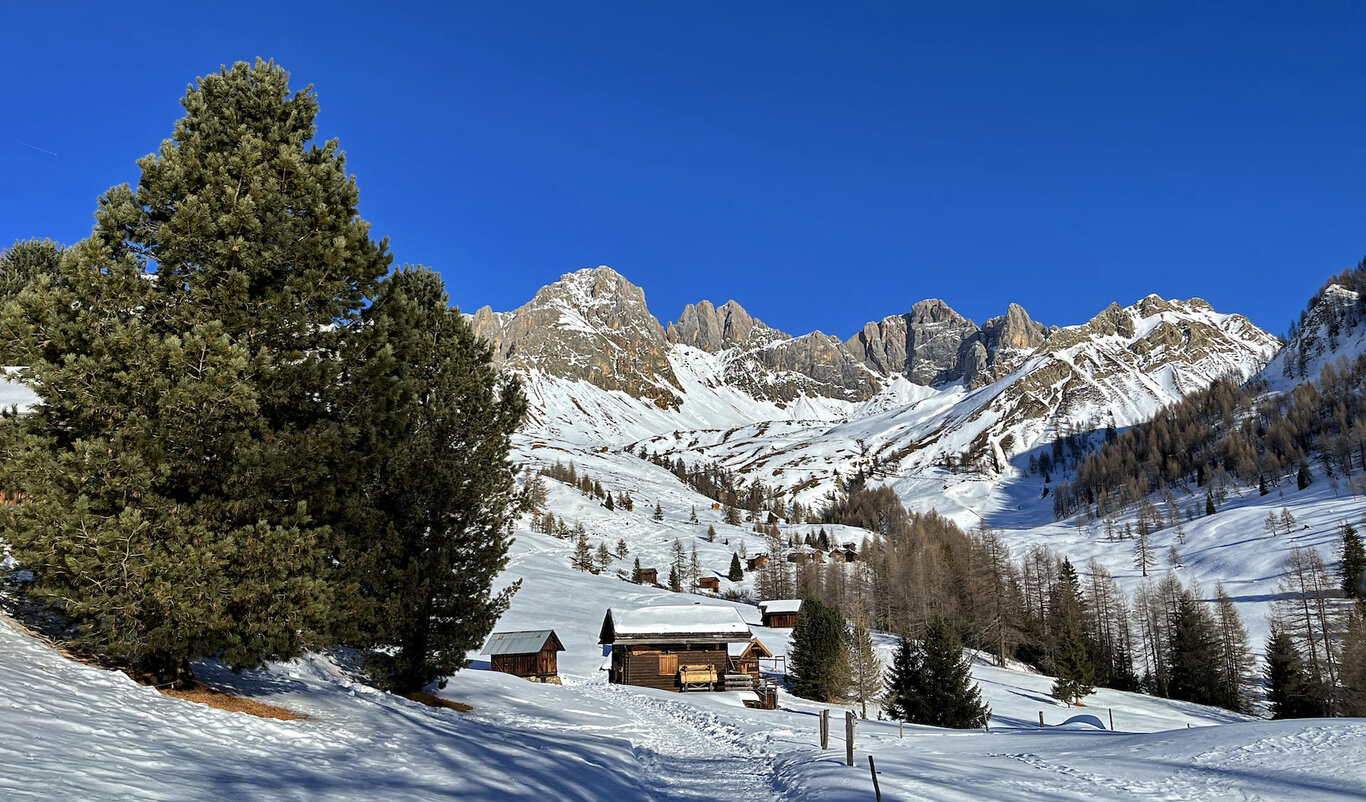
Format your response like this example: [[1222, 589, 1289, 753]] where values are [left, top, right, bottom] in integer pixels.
[[884, 616, 989, 729], [789, 598, 849, 702], [1265, 630, 1325, 719], [354, 267, 525, 693], [1051, 620, 1095, 705], [0, 60, 390, 685]]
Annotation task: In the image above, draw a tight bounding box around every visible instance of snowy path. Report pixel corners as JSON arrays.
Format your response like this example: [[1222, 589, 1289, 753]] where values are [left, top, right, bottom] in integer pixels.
[[570, 679, 790, 802]]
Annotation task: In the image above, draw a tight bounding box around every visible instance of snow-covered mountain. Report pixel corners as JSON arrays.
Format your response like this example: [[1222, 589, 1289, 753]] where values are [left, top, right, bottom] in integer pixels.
[[1258, 282, 1366, 394], [477, 266, 1280, 516]]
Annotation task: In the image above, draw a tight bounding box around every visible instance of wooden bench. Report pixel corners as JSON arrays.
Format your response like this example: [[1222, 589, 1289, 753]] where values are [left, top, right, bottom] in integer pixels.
[[678, 664, 717, 691]]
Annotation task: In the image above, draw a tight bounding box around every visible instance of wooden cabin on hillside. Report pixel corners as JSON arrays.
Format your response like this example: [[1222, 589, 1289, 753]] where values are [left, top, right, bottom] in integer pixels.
[[483, 630, 565, 682], [759, 599, 802, 628], [746, 554, 769, 571], [599, 605, 753, 692], [694, 576, 720, 592], [638, 567, 658, 585]]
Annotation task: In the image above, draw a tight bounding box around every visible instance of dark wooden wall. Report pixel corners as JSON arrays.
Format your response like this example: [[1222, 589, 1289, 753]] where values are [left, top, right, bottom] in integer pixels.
[[492, 648, 558, 678], [610, 644, 729, 691], [762, 612, 798, 628]]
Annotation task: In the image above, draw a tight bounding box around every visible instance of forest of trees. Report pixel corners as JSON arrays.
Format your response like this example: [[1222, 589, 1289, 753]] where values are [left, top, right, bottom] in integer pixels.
[[0, 61, 524, 694]]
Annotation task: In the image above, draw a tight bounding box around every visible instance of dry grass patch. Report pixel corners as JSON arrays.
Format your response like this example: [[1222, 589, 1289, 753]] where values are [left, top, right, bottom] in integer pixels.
[[402, 691, 473, 712], [162, 684, 307, 721]]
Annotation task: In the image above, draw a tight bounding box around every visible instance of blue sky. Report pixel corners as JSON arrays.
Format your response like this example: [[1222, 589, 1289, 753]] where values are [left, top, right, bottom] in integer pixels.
[[2, 2, 1363, 338]]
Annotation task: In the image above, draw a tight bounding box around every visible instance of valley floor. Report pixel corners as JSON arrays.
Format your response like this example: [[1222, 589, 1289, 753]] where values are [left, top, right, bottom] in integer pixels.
[[3, 529, 1364, 801]]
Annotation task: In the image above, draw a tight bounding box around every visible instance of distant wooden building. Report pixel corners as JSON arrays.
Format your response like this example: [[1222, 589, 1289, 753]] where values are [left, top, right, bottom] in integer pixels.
[[759, 599, 802, 628], [483, 630, 565, 681], [638, 567, 658, 585], [747, 554, 770, 571], [711, 502, 722, 510], [695, 576, 720, 592], [600, 605, 753, 692], [787, 552, 808, 564]]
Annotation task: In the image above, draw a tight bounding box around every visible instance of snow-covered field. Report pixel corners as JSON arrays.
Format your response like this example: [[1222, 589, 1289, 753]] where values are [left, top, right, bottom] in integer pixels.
[[5, 516, 1364, 801]]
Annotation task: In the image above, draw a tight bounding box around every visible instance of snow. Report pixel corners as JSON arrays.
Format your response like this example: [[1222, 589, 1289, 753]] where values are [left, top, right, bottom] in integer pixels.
[[4, 522, 1363, 800], [759, 600, 803, 615], [603, 605, 752, 639]]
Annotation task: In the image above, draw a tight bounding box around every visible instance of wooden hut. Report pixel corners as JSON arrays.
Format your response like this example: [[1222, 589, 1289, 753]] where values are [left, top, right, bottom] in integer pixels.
[[483, 630, 565, 681], [746, 554, 769, 571], [638, 567, 658, 585], [786, 551, 808, 564], [600, 605, 753, 692], [759, 599, 802, 628], [695, 576, 720, 592], [728, 638, 772, 683]]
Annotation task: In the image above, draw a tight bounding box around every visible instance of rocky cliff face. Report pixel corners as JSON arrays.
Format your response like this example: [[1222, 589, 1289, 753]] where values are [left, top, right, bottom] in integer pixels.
[[470, 267, 683, 408], [845, 300, 1051, 388], [665, 299, 881, 403]]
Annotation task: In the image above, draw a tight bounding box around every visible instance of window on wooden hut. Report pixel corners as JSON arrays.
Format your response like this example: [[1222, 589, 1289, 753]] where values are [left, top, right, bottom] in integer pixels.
[[658, 654, 678, 675]]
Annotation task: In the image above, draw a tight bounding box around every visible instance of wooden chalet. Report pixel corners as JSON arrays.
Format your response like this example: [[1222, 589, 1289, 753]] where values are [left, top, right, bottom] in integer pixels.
[[695, 576, 720, 592], [728, 638, 772, 682], [638, 567, 659, 585], [759, 599, 802, 628], [600, 605, 753, 692], [483, 629, 565, 681], [786, 552, 809, 564], [746, 554, 770, 571]]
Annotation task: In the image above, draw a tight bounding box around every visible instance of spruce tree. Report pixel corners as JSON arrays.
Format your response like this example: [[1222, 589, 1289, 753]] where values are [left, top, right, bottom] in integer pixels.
[[789, 598, 850, 702], [354, 266, 526, 692], [604, 491, 615, 511], [632, 557, 643, 584], [1265, 630, 1324, 719], [653, 502, 664, 522], [1166, 594, 1223, 707], [728, 552, 744, 581], [1341, 522, 1366, 600], [1051, 621, 1095, 705], [0, 60, 389, 686], [884, 617, 989, 728]]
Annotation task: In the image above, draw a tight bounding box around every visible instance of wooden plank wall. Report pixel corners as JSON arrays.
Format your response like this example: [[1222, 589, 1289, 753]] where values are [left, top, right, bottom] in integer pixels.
[[611, 644, 730, 691]]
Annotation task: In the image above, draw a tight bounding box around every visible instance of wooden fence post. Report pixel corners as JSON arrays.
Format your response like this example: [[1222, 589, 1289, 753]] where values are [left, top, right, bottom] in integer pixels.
[[1109, 708, 1114, 731], [845, 710, 856, 767], [868, 755, 882, 802], [1038, 711, 1044, 727], [820, 708, 829, 749]]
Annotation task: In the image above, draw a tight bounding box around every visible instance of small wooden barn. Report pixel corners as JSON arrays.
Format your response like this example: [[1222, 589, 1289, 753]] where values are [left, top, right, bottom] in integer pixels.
[[759, 599, 802, 628], [638, 567, 658, 585], [695, 576, 720, 592], [600, 605, 753, 692], [728, 638, 772, 683], [747, 554, 770, 571], [483, 629, 565, 681]]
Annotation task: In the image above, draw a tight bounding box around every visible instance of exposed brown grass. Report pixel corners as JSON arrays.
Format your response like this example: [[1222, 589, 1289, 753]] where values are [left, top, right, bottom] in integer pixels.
[[402, 691, 473, 712], [162, 684, 308, 721]]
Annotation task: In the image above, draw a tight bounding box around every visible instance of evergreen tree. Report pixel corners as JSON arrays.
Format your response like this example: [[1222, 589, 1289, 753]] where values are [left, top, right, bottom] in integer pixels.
[[690, 505, 699, 524], [1265, 630, 1324, 719], [596, 542, 612, 572], [355, 267, 525, 693], [620, 492, 634, 512], [1341, 521, 1366, 600], [884, 617, 989, 728], [1212, 583, 1254, 713], [1205, 492, 1217, 516], [0, 239, 62, 362], [847, 610, 884, 718], [616, 538, 629, 558], [1051, 621, 1095, 705], [653, 502, 664, 522], [707, 524, 717, 543], [604, 491, 615, 511], [632, 557, 643, 584], [789, 598, 850, 702], [1339, 603, 1366, 716], [728, 552, 743, 581], [1166, 594, 1223, 707], [0, 60, 390, 686], [573, 533, 593, 572], [668, 565, 681, 592]]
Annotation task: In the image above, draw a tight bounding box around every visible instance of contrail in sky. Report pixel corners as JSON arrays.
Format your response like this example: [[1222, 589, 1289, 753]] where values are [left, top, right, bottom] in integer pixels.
[[19, 141, 58, 157]]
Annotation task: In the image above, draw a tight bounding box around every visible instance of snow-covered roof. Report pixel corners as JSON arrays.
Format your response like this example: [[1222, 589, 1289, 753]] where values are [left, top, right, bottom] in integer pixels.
[[482, 630, 564, 656], [599, 605, 752, 644], [727, 638, 772, 658], [759, 600, 802, 615]]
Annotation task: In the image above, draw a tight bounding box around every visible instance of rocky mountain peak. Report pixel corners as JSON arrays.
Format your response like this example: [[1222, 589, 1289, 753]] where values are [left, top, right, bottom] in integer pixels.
[[667, 298, 777, 352]]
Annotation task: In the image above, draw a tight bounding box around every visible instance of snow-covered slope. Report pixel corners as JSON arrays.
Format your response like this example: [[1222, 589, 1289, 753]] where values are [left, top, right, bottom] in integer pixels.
[[1258, 283, 1366, 394], [5, 518, 1363, 801]]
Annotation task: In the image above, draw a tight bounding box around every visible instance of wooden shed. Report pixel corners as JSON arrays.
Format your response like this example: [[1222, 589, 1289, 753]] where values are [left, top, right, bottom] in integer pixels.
[[695, 576, 720, 592], [600, 605, 753, 692], [728, 638, 772, 683], [483, 629, 565, 681], [746, 554, 769, 571], [638, 567, 658, 585], [759, 599, 802, 628]]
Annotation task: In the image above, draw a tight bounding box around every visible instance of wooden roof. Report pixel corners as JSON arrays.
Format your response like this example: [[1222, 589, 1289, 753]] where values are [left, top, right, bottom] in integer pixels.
[[482, 629, 565, 656]]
